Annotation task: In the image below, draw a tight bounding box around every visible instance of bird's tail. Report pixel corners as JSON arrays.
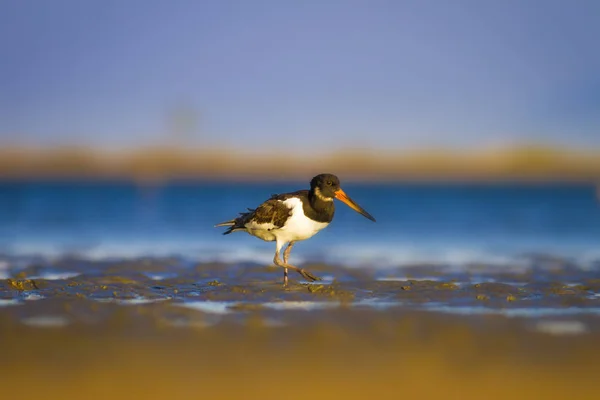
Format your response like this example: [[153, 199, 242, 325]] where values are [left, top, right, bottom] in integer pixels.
[[214, 219, 241, 235], [214, 220, 235, 227], [215, 208, 254, 235]]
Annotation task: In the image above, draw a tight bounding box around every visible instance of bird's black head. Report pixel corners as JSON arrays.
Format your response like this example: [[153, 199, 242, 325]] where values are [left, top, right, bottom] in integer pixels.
[[309, 173, 376, 222], [310, 173, 341, 199]]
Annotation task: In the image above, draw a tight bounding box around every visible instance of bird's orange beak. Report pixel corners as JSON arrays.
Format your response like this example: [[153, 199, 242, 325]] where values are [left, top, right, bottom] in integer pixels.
[[334, 189, 376, 222]]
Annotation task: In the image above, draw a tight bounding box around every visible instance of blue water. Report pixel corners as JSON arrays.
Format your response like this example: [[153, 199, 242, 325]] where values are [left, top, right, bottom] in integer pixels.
[[1, 180, 599, 269]]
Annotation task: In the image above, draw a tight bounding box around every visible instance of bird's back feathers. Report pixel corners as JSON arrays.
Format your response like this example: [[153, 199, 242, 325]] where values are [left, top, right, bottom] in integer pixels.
[[215, 200, 291, 235]]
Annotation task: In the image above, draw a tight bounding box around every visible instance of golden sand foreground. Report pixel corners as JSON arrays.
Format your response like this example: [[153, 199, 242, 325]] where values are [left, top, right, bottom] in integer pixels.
[[1, 260, 599, 399], [2, 307, 598, 400]]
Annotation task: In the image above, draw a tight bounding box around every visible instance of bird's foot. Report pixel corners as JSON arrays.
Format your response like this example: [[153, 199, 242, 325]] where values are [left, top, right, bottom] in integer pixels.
[[297, 268, 322, 282]]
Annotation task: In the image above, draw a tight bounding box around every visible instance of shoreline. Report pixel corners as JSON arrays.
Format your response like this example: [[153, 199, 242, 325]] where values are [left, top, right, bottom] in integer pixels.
[[1, 145, 600, 183]]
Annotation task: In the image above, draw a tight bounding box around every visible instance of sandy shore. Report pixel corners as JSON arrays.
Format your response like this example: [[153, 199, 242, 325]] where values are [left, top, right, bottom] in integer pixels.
[[2, 145, 600, 182], [1, 258, 599, 399]]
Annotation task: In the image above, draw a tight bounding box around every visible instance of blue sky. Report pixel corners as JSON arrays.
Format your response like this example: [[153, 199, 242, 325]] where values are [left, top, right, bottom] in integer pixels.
[[1, 0, 599, 152]]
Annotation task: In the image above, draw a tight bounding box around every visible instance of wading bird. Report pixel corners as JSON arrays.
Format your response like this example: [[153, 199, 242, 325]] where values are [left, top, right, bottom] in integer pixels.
[[215, 173, 376, 286]]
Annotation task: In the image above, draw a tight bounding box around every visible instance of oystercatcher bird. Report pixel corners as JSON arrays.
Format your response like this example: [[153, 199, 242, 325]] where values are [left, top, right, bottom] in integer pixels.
[[215, 173, 376, 286]]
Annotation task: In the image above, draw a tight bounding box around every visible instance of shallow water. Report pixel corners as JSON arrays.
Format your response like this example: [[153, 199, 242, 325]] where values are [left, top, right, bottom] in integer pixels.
[[1, 256, 599, 329], [1, 256, 599, 400], [1, 181, 600, 269], [1, 181, 599, 399]]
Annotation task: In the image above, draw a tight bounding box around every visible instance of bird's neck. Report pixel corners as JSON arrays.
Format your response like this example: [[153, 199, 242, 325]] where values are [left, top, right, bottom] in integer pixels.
[[307, 189, 335, 222]]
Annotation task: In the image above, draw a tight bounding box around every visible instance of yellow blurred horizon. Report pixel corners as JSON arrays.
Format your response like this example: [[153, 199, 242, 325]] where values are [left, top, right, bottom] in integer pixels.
[[1, 143, 599, 183]]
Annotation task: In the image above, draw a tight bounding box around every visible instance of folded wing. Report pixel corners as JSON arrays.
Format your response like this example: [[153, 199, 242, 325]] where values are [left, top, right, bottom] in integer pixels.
[[215, 197, 292, 235]]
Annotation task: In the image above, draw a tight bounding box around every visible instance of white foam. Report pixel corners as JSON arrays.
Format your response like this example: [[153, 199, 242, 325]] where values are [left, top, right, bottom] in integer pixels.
[[577, 250, 600, 270], [174, 301, 237, 314], [21, 315, 70, 328], [262, 301, 341, 311], [423, 305, 600, 317], [203, 248, 304, 265], [27, 272, 81, 280], [305, 275, 335, 285], [143, 272, 179, 280], [93, 296, 170, 305], [116, 297, 170, 305], [23, 293, 44, 301], [174, 299, 409, 314], [4, 239, 600, 274], [0, 260, 9, 279], [321, 244, 524, 269], [0, 262, 9, 281], [377, 276, 442, 282], [4, 240, 198, 262], [533, 320, 590, 336], [0, 299, 22, 307]]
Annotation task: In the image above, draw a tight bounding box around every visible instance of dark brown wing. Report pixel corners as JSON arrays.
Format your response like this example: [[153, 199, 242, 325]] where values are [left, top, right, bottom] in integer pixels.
[[216, 195, 296, 235]]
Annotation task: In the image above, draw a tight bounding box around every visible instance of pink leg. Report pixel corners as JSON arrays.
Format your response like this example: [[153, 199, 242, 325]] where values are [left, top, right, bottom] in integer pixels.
[[273, 241, 320, 286], [282, 242, 295, 287]]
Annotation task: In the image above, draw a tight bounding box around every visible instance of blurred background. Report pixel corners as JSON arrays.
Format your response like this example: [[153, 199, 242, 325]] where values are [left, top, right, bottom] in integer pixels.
[[3, 5, 600, 398], [1, 0, 600, 269]]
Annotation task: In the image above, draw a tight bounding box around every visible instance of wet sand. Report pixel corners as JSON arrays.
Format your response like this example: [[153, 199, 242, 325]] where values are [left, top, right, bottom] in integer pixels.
[[1, 258, 599, 399]]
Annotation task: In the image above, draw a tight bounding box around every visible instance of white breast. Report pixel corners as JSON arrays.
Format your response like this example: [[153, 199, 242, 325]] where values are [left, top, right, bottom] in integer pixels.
[[276, 197, 329, 242]]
